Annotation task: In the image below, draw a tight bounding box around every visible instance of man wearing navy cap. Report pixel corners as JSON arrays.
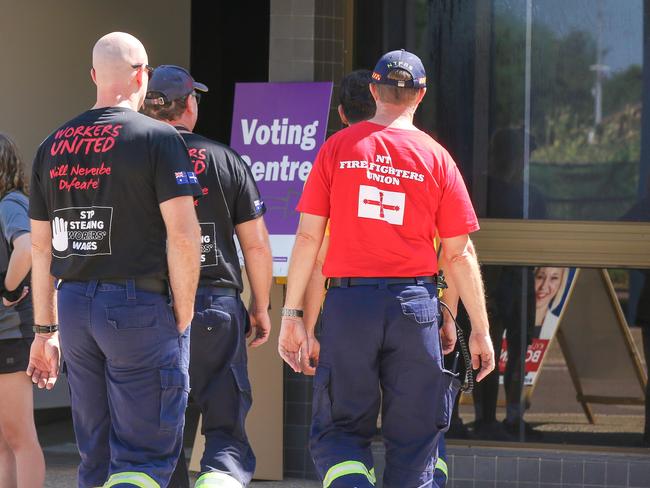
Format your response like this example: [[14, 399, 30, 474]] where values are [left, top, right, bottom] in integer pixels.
[[278, 49, 494, 487], [142, 65, 272, 488]]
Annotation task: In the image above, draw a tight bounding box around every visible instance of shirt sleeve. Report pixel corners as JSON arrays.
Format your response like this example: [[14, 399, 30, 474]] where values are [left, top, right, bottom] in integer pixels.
[[0, 197, 30, 244], [28, 148, 50, 221], [296, 140, 331, 217], [231, 151, 266, 225], [436, 150, 480, 238], [153, 130, 203, 203]]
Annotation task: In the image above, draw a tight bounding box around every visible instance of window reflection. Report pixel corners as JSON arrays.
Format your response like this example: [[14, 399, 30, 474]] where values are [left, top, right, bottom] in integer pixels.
[[527, 0, 644, 221]]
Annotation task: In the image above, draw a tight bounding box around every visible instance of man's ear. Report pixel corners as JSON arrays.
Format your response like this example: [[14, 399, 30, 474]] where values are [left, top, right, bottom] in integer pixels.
[[337, 104, 349, 126], [90, 68, 97, 85], [188, 95, 198, 117], [415, 87, 427, 106], [135, 68, 146, 88], [368, 83, 380, 102]]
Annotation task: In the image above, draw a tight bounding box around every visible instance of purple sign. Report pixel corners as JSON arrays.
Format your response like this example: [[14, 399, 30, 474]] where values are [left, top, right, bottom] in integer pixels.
[[230, 82, 332, 275]]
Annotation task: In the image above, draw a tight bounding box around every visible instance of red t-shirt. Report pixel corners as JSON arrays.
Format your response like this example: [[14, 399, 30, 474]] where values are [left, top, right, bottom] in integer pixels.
[[297, 121, 479, 277]]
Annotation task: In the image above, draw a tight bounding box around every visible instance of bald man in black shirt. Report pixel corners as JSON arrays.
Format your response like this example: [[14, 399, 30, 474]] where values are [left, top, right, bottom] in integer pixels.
[[28, 33, 201, 488]]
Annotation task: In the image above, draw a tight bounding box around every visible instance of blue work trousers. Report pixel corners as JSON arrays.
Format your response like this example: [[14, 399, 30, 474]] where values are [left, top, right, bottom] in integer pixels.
[[58, 280, 190, 488], [188, 289, 255, 487], [310, 282, 459, 488]]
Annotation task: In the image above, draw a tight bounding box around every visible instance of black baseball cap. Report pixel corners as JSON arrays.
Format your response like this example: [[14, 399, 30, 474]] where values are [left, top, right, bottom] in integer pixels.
[[145, 65, 208, 105], [371, 49, 427, 88]]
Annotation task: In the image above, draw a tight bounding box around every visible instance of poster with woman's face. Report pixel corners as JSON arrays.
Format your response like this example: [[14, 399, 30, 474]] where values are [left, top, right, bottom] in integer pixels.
[[534, 267, 574, 339], [499, 267, 576, 385]]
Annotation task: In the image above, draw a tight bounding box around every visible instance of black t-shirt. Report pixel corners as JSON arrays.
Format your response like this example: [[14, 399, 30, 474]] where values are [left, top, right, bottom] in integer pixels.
[[29, 107, 202, 280], [178, 128, 266, 291]]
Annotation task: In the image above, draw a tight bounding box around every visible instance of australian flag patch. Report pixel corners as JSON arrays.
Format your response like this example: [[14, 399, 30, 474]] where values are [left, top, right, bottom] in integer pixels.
[[254, 199, 265, 213], [175, 171, 189, 184]]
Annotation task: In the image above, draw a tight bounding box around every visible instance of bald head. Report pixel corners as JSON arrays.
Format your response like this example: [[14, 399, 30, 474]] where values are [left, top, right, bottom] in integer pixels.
[[91, 32, 149, 108], [93, 32, 147, 80]]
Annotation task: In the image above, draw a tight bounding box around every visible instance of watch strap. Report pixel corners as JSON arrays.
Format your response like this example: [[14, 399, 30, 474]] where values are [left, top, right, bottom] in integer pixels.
[[281, 307, 304, 318], [33, 324, 59, 334]]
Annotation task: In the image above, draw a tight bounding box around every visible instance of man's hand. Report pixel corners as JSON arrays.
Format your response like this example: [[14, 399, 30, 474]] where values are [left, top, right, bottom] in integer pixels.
[[2, 286, 29, 307], [248, 309, 271, 348], [160, 196, 201, 337], [300, 333, 320, 376], [439, 318, 457, 355], [469, 332, 495, 382], [278, 316, 308, 373], [26, 334, 60, 390]]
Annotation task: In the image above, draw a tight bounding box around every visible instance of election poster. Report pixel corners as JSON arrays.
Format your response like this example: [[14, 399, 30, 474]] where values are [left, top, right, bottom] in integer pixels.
[[231, 82, 333, 276], [498, 267, 577, 386]]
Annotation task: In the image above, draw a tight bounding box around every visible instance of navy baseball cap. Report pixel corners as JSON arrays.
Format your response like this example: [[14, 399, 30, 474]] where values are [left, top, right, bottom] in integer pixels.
[[145, 65, 208, 105], [371, 49, 427, 88]]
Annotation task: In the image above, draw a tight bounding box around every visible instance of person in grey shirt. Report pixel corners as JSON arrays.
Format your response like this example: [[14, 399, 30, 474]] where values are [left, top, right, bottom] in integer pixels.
[[0, 133, 44, 487]]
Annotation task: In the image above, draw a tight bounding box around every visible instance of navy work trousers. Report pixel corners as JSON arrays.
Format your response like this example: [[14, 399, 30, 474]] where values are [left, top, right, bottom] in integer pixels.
[[310, 282, 459, 488], [58, 280, 190, 488], [170, 288, 255, 487]]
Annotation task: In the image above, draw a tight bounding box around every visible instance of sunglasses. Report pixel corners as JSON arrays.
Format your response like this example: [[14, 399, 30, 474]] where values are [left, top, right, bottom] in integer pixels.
[[192, 91, 202, 105], [131, 63, 154, 79]]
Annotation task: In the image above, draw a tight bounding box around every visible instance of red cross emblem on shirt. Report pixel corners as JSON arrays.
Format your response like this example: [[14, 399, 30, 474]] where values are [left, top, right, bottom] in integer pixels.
[[363, 192, 401, 218]]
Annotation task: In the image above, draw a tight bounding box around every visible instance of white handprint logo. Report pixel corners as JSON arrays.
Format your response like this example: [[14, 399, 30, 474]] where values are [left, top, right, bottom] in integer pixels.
[[52, 217, 69, 252]]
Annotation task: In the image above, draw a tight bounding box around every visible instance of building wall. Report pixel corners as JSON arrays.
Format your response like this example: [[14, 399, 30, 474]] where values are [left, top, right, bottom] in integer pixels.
[[0, 0, 191, 165], [0, 0, 190, 409], [269, 0, 350, 480]]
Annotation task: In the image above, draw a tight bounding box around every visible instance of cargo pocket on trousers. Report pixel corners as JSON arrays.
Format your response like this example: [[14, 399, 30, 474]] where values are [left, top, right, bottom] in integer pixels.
[[436, 370, 461, 432], [400, 296, 439, 325], [312, 365, 333, 428], [231, 362, 252, 439], [193, 307, 231, 333], [106, 304, 158, 330], [160, 368, 189, 432]]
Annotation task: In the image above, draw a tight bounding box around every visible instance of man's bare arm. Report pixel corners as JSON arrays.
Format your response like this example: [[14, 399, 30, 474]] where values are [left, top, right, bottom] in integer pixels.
[[299, 234, 329, 375], [438, 246, 459, 317], [278, 213, 327, 373], [235, 216, 273, 347], [303, 234, 329, 335], [31, 220, 56, 325], [440, 236, 487, 330], [438, 246, 459, 354], [439, 234, 494, 381], [160, 196, 201, 333], [27, 219, 59, 390], [284, 214, 328, 309]]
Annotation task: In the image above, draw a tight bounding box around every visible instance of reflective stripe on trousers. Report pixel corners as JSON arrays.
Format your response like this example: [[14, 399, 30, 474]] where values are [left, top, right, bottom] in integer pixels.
[[195, 471, 243, 487], [103, 472, 160, 488], [323, 461, 376, 488], [435, 457, 448, 479]]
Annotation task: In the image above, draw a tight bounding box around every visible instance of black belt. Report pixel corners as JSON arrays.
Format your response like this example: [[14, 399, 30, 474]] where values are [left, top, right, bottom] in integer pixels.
[[327, 276, 437, 288], [197, 285, 239, 297], [100, 278, 169, 295]]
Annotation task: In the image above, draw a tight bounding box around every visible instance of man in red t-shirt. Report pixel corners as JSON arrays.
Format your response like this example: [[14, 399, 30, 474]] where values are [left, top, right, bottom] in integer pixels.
[[278, 50, 494, 488]]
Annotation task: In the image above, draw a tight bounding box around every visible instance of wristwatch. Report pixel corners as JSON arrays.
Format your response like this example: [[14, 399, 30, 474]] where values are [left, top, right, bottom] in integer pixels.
[[33, 324, 59, 334], [281, 308, 304, 318]]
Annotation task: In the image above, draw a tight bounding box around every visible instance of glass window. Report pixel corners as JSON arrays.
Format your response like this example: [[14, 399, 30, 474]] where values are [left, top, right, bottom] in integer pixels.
[[528, 0, 645, 221], [356, 0, 648, 222]]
